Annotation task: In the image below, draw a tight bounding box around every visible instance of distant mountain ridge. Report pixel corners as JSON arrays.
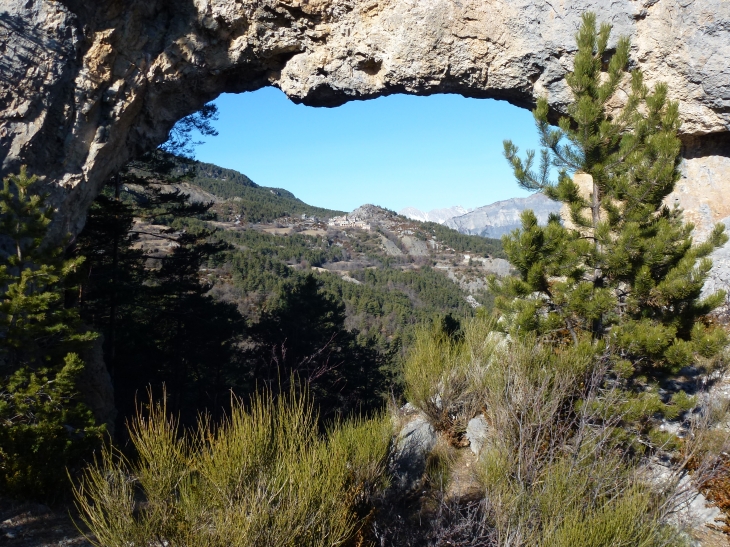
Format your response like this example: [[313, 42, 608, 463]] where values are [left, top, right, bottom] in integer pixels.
[[446, 194, 561, 238], [172, 158, 346, 222], [399, 205, 470, 224], [172, 160, 505, 259], [401, 194, 561, 239]]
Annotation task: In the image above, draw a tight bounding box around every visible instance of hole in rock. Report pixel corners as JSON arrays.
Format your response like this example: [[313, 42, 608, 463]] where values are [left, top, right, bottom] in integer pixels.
[[192, 87, 545, 214]]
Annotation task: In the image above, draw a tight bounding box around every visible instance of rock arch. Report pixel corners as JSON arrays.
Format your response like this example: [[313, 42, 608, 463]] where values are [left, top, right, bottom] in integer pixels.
[[1, 0, 729, 240]]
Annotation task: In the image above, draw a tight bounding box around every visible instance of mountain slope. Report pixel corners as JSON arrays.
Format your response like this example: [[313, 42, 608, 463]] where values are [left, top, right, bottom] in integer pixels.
[[131, 157, 514, 340], [112, 157, 513, 421], [444, 193, 561, 237], [188, 160, 346, 222], [197, 202, 509, 348]]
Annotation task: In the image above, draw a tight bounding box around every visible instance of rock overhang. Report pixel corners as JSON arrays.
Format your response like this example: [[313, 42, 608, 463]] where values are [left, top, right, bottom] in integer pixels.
[[0, 0, 728, 241]]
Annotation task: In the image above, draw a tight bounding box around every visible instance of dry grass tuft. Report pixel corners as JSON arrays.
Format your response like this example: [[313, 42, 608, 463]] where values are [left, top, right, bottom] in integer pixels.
[[403, 317, 692, 547]]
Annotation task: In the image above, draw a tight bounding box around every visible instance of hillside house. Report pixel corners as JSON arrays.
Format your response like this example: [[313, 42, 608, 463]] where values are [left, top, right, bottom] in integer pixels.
[[327, 216, 371, 231]]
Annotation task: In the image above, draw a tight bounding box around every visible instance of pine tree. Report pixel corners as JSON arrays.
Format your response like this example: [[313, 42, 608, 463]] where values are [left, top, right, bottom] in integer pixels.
[[73, 179, 145, 383], [493, 13, 727, 379], [0, 167, 103, 500], [76, 171, 243, 425], [158, 102, 219, 159], [144, 224, 241, 421], [245, 274, 387, 422]]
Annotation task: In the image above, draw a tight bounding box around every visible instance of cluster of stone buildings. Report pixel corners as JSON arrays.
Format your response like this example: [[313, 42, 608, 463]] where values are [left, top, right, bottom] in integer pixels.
[[327, 216, 372, 231]]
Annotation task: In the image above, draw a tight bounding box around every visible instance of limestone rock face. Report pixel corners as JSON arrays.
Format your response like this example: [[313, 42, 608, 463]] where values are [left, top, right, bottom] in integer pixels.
[[446, 193, 561, 238], [1, 0, 729, 240], [391, 411, 437, 492], [668, 135, 730, 240]]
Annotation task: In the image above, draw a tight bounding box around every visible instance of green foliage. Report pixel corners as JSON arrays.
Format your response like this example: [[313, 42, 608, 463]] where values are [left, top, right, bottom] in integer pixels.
[[159, 102, 219, 159], [0, 169, 94, 370], [74, 390, 392, 547], [221, 227, 342, 275], [219, 225, 480, 335], [0, 167, 102, 500], [215, 224, 487, 409], [73, 189, 144, 385], [421, 221, 506, 258], [0, 353, 103, 499], [495, 13, 727, 376], [479, 446, 682, 547], [530, 459, 681, 547], [76, 168, 396, 428], [243, 274, 389, 421], [142, 228, 243, 422], [403, 315, 684, 545], [398, 18, 712, 539], [76, 181, 244, 426], [403, 317, 497, 436], [103, 155, 500, 417]]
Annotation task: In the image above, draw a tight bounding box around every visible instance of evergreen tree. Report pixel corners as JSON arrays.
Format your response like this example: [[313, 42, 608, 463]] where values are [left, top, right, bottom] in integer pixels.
[[494, 13, 727, 377], [74, 182, 145, 383], [0, 167, 103, 500], [142, 224, 242, 423], [158, 102, 219, 159], [118, 102, 219, 182], [245, 274, 388, 422], [76, 175, 242, 427]]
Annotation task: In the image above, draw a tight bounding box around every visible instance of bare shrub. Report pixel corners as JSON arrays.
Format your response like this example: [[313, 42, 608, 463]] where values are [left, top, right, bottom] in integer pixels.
[[426, 498, 493, 547], [403, 317, 690, 546], [675, 395, 730, 534], [475, 341, 687, 546]]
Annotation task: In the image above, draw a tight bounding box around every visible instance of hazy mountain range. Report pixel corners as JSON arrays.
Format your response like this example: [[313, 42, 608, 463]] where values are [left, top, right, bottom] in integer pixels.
[[399, 194, 561, 238], [398, 205, 471, 224]]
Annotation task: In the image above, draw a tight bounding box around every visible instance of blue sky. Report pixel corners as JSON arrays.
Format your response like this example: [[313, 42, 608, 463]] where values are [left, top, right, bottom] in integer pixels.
[[194, 87, 541, 213]]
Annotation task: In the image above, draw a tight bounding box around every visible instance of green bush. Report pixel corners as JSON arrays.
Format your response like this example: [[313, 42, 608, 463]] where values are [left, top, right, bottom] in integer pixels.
[[475, 339, 683, 546], [403, 315, 686, 545], [0, 353, 103, 499], [403, 316, 497, 438], [74, 389, 392, 547], [0, 167, 102, 500]]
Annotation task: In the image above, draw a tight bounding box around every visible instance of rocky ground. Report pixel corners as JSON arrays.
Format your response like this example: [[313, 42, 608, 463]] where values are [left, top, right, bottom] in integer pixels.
[[0, 501, 91, 547], [393, 402, 730, 547]]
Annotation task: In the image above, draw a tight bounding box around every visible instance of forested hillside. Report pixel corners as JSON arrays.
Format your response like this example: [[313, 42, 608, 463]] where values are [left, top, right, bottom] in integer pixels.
[[64, 152, 509, 433], [160, 154, 347, 222], [142, 156, 509, 342], [210, 224, 479, 341]]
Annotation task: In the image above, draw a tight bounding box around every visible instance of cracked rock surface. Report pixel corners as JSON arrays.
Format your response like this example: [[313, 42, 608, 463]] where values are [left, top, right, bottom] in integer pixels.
[[0, 0, 728, 240]]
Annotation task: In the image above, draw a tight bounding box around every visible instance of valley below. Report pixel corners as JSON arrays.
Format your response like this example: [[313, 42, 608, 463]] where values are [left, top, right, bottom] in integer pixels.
[[134, 157, 513, 340]]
